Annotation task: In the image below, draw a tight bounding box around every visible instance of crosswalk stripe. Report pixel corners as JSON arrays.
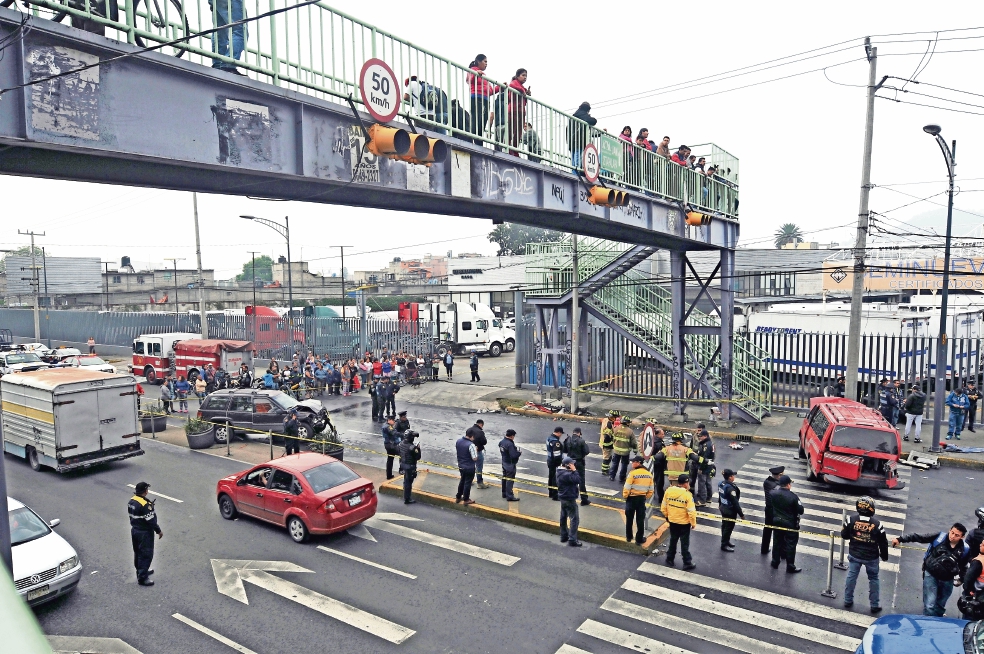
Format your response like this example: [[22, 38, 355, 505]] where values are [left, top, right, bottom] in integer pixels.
[[756, 448, 912, 475], [701, 515, 902, 553], [636, 562, 875, 628], [749, 456, 911, 478], [735, 489, 909, 519], [690, 524, 900, 572], [729, 473, 910, 508], [577, 619, 696, 654], [514, 471, 620, 497], [745, 460, 912, 482], [555, 645, 593, 654], [716, 495, 906, 530], [602, 597, 802, 654], [726, 506, 904, 539], [740, 464, 910, 499], [621, 578, 862, 652]]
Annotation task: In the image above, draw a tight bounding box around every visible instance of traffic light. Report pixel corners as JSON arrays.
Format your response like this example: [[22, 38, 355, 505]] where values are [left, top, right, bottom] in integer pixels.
[[398, 133, 449, 166], [366, 124, 448, 165], [587, 186, 630, 207], [686, 211, 711, 226]]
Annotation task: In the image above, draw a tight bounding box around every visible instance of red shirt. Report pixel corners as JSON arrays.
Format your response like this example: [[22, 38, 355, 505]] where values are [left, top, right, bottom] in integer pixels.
[[467, 66, 495, 98], [508, 79, 529, 109], [671, 153, 688, 166]]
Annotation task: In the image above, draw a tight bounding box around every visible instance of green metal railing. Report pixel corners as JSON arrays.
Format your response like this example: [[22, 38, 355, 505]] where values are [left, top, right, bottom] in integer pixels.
[[525, 239, 771, 420], [10, 0, 738, 217]]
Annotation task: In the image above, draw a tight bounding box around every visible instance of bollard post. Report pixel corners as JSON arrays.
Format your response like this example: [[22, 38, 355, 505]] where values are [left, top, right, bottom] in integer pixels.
[[835, 508, 848, 570], [226, 422, 231, 457], [269, 431, 274, 460], [821, 530, 838, 598], [150, 403, 156, 440]]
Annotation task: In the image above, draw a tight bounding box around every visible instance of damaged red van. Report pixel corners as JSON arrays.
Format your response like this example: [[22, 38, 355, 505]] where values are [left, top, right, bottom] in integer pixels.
[[798, 397, 906, 490]]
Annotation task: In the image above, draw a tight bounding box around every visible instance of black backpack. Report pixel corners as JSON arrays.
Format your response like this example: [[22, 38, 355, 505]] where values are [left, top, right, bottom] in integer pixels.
[[925, 535, 964, 580]]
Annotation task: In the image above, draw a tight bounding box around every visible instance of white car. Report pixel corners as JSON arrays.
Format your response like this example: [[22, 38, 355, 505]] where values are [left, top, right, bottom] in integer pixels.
[[59, 355, 117, 374], [9, 497, 82, 606], [0, 351, 49, 375]]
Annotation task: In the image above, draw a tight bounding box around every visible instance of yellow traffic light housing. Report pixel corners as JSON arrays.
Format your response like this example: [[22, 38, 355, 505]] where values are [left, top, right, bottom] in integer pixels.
[[367, 124, 411, 158], [587, 186, 631, 207], [686, 211, 711, 226], [398, 133, 449, 166]]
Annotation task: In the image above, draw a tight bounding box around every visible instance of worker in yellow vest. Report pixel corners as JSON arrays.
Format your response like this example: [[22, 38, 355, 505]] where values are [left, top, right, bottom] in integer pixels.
[[651, 433, 699, 504], [599, 410, 619, 476], [609, 418, 638, 483], [623, 456, 654, 545]]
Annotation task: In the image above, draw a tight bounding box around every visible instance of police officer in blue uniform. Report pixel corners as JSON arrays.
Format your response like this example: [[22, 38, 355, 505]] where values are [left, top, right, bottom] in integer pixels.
[[498, 429, 522, 501], [128, 482, 163, 586], [546, 427, 565, 500], [718, 469, 743, 552], [382, 416, 404, 480], [283, 408, 301, 455], [398, 430, 421, 504]]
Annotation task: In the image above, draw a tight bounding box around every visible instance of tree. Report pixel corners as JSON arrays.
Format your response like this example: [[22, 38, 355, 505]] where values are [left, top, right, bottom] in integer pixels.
[[488, 224, 564, 256], [774, 223, 805, 249], [0, 245, 45, 274], [236, 255, 274, 282]]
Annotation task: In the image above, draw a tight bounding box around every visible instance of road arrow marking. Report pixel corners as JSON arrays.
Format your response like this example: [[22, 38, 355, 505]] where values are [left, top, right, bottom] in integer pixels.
[[210, 559, 415, 644], [374, 512, 423, 522], [365, 517, 520, 566], [126, 484, 183, 503], [48, 636, 142, 654], [346, 523, 377, 542], [173, 614, 258, 654], [317, 546, 417, 579]]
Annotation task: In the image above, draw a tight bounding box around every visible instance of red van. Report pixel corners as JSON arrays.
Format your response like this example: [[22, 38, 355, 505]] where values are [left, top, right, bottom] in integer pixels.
[[798, 397, 905, 490]]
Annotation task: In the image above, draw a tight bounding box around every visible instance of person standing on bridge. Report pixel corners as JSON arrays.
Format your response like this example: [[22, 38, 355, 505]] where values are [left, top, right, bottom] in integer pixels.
[[208, 0, 246, 75], [506, 69, 531, 157], [568, 102, 597, 171], [467, 55, 495, 145]]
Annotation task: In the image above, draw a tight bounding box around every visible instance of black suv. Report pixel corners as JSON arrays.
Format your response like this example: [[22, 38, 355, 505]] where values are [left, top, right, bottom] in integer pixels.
[[197, 389, 330, 444]]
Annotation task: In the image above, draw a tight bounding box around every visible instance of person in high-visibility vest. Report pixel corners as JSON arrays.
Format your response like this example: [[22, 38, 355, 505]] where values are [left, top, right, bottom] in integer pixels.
[[599, 410, 619, 476], [651, 433, 699, 500], [609, 418, 638, 483]]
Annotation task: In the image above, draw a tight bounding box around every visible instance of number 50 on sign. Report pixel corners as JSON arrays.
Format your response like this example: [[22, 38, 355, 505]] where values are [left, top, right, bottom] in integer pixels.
[[359, 58, 400, 123], [583, 144, 600, 183]]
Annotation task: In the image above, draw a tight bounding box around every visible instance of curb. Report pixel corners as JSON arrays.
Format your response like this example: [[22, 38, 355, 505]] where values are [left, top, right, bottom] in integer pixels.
[[379, 471, 667, 555]]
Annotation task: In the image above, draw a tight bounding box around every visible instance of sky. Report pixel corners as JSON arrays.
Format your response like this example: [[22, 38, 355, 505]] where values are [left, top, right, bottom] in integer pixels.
[[2, 0, 982, 279]]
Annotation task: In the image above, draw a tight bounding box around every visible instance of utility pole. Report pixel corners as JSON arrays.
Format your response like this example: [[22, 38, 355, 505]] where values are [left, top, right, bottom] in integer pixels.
[[844, 38, 885, 401], [165, 258, 185, 331], [333, 246, 352, 319], [192, 193, 207, 339], [570, 234, 579, 413], [18, 229, 44, 341], [248, 251, 260, 342], [42, 247, 50, 348]]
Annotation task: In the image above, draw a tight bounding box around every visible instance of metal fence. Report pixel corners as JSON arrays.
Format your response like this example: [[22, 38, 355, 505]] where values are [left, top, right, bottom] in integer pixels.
[[10, 0, 738, 218]]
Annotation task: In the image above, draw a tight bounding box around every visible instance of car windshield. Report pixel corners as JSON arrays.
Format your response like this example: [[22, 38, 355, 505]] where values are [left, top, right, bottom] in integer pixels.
[[80, 357, 108, 366], [830, 426, 898, 455], [9, 507, 51, 546], [271, 393, 298, 410], [6, 353, 41, 364], [302, 462, 360, 494]]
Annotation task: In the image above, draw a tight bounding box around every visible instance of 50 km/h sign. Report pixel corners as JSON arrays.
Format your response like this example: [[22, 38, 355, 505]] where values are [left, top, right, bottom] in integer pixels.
[[583, 143, 600, 183], [359, 58, 400, 123]]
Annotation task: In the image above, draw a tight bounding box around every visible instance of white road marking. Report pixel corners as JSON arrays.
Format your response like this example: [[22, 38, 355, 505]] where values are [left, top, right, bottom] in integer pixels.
[[730, 472, 910, 509], [731, 506, 904, 538], [756, 447, 912, 474], [555, 645, 593, 654], [636, 562, 875, 628], [346, 524, 378, 542], [48, 636, 142, 654], [621, 578, 861, 651], [603, 597, 801, 654], [690, 525, 900, 571], [364, 517, 520, 566], [374, 512, 422, 522], [740, 464, 910, 500], [317, 546, 416, 579], [172, 614, 258, 654], [126, 484, 183, 503], [719, 495, 905, 529], [735, 488, 909, 518], [412, 417, 457, 425], [210, 559, 414, 644], [513, 471, 619, 496], [577, 619, 696, 654]]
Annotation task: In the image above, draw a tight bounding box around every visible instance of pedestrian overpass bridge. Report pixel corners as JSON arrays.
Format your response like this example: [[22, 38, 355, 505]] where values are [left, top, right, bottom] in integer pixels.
[[0, 1, 770, 421]]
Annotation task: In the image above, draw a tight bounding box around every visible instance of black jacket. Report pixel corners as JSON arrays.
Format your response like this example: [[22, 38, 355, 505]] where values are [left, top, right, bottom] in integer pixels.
[[127, 495, 161, 533], [498, 438, 522, 467], [769, 488, 804, 529], [382, 425, 403, 449], [763, 476, 781, 513], [466, 424, 487, 452], [718, 480, 743, 517], [395, 418, 411, 432], [567, 103, 597, 152], [563, 433, 590, 463], [904, 390, 926, 415], [695, 438, 715, 473], [966, 386, 982, 407], [399, 437, 421, 469], [899, 531, 972, 579], [556, 468, 581, 501], [841, 513, 890, 561]]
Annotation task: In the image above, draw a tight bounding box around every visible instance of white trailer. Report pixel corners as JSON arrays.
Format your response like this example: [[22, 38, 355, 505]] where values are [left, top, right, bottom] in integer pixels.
[[1, 368, 143, 473]]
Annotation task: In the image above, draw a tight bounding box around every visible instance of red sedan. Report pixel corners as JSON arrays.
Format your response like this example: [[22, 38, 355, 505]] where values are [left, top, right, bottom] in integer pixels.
[[216, 452, 377, 543]]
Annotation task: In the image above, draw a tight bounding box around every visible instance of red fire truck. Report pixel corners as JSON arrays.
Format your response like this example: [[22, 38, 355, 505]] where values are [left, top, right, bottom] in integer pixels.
[[130, 334, 255, 383]]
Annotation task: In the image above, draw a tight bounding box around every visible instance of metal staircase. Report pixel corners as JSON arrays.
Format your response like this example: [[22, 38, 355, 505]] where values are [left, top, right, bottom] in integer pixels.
[[526, 238, 772, 423]]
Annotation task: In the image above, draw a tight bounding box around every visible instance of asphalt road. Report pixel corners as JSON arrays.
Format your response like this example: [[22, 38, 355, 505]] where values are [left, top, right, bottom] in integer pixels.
[[8, 390, 981, 653]]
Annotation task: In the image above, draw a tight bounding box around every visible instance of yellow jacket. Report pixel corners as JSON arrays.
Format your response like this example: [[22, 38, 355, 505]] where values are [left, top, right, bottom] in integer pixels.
[[622, 467, 654, 500], [660, 485, 697, 527]]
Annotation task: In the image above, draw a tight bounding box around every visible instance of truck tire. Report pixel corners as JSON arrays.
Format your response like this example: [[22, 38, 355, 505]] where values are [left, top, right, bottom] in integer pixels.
[[27, 447, 43, 472], [806, 454, 818, 482], [187, 369, 199, 384], [505, 339, 515, 353], [489, 342, 502, 358], [144, 367, 157, 384], [212, 423, 231, 444], [798, 441, 806, 459]]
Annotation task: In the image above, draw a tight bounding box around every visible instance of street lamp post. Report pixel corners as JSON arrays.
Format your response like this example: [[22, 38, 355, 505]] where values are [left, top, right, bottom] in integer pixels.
[[924, 124, 957, 453], [241, 216, 293, 344]]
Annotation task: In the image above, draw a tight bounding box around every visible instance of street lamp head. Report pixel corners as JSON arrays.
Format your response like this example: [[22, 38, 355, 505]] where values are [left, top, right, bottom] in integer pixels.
[[240, 215, 256, 220], [923, 124, 942, 136]]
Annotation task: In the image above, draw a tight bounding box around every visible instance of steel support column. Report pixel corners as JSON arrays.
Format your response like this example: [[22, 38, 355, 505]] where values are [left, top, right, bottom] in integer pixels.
[[719, 249, 735, 421], [670, 251, 687, 416], [514, 291, 525, 388]]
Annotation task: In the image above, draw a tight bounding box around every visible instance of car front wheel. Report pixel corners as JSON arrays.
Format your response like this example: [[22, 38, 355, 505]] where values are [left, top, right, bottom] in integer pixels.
[[218, 494, 238, 520], [287, 516, 308, 543], [213, 423, 230, 444]]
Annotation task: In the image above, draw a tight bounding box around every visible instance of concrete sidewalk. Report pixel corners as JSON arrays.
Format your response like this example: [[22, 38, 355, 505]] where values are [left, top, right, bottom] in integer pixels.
[[378, 468, 665, 554]]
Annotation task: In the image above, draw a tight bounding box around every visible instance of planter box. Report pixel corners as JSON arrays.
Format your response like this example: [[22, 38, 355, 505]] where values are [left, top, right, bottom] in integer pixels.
[[186, 430, 214, 450], [140, 415, 168, 434], [312, 444, 344, 460]]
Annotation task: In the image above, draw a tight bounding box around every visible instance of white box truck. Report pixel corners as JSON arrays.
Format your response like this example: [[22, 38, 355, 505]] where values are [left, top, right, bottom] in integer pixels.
[[1, 368, 143, 473]]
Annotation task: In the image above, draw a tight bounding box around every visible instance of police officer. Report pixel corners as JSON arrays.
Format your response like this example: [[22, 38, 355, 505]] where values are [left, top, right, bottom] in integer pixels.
[[283, 408, 301, 455], [399, 430, 421, 504], [498, 429, 522, 501], [718, 469, 743, 552], [760, 465, 785, 555], [694, 429, 715, 507], [557, 456, 583, 547], [238, 363, 253, 389], [650, 427, 667, 503], [395, 410, 411, 433], [564, 427, 591, 506], [128, 482, 163, 586], [382, 416, 403, 480], [841, 496, 890, 613], [770, 475, 804, 573], [599, 410, 619, 476], [546, 427, 565, 500], [966, 381, 981, 433], [381, 377, 399, 419], [369, 375, 381, 421]]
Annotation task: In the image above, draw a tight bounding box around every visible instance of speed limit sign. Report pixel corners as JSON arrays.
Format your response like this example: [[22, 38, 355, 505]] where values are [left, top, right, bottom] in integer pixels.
[[582, 143, 600, 183], [359, 58, 400, 123]]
